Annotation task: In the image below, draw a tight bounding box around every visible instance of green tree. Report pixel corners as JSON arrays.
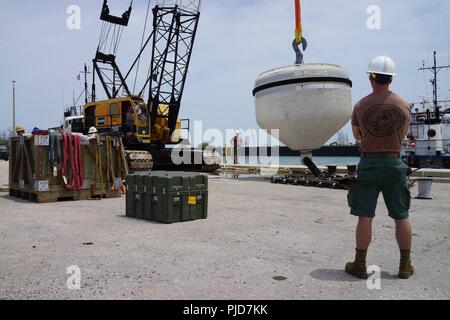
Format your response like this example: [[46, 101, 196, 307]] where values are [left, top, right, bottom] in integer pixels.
[[0, 130, 10, 146], [197, 142, 216, 150]]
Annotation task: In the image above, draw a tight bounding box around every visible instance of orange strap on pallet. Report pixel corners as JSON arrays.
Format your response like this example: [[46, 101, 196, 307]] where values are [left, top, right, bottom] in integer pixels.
[[61, 134, 84, 191]]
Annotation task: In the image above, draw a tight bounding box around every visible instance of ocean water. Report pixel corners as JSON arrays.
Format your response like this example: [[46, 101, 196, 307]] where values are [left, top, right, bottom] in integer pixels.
[[224, 156, 360, 166]]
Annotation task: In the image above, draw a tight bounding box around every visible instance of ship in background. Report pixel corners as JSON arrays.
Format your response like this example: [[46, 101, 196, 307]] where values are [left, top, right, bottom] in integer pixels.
[[402, 51, 450, 169]]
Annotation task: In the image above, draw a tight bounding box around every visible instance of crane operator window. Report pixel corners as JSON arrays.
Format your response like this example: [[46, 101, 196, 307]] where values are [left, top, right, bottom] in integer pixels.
[[134, 102, 150, 137]]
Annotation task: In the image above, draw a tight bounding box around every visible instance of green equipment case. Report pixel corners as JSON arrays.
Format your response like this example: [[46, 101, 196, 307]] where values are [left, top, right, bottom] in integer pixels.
[[126, 171, 208, 224]]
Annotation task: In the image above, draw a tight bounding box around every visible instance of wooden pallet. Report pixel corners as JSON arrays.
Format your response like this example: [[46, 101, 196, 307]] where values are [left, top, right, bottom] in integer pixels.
[[8, 187, 121, 204]]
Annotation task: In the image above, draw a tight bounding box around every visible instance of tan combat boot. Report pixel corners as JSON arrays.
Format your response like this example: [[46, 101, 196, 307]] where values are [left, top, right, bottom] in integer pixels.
[[399, 250, 414, 279], [345, 249, 368, 279]]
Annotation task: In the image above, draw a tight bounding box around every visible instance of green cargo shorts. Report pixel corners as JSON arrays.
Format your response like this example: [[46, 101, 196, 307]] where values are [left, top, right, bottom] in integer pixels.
[[347, 157, 411, 220]]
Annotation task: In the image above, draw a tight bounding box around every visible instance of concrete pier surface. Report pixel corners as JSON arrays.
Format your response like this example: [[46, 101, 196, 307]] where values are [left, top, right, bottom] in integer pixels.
[[0, 160, 449, 300]]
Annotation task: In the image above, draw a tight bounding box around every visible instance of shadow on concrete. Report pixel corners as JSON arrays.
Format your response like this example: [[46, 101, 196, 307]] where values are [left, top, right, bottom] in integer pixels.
[[116, 215, 167, 225], [0, 194, 31, 204], [310, 268, 398, 282], [310, 269, 360, 282]]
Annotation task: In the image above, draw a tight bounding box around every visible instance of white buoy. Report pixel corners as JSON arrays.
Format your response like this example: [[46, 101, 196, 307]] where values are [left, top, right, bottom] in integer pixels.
[[253, 63, 353, 152]]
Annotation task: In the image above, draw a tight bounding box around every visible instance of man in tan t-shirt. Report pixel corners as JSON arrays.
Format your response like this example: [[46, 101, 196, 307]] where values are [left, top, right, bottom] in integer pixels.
[[345, 55, 414, 280]]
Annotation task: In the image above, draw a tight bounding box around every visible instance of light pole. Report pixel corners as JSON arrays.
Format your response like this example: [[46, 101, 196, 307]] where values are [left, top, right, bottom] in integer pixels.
[[12, 81, 16, 137]]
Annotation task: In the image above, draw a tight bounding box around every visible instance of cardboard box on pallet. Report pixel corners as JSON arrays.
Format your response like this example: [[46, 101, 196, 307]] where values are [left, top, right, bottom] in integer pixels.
[[126, 171, 208, 224]]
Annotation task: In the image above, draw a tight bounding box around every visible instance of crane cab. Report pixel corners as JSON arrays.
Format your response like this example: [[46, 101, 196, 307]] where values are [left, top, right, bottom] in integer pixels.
[[83, 96, 181, 145]]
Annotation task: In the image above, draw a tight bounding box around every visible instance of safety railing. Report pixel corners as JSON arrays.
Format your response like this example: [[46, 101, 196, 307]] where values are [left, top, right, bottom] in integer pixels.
[[402, 139, 450, 154], [179, 119, 190, 142]]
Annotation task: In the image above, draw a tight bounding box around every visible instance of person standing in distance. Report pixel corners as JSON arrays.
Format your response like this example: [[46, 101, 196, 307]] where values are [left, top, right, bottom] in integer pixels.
[[15, 126, 26, 136], [231, 130, 242, 165], [346, 55, 414, 280]]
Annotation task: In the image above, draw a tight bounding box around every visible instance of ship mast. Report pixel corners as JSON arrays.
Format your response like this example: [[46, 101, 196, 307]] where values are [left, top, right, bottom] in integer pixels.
[[419, 51, 450, 122]]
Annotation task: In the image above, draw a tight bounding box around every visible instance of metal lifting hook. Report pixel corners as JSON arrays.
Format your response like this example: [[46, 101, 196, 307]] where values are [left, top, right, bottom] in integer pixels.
[[293, 37, 308, 65]]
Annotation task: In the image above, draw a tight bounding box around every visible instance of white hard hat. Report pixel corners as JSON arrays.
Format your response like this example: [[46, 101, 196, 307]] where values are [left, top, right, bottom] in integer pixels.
[[367, 55, 396, 76], [88, 127, 98, 134]]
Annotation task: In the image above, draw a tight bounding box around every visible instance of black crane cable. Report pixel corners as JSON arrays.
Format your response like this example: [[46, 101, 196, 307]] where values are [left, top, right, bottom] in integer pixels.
[[97, 20, 124, 55], [114, 25, 125, 55], [133, 0, 152, 94], [98, 21, 106, 50], [99, 22, 112, 52]]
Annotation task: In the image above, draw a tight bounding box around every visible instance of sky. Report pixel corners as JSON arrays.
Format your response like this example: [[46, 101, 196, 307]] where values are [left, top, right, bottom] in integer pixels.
[[1, 0, 450, 146]]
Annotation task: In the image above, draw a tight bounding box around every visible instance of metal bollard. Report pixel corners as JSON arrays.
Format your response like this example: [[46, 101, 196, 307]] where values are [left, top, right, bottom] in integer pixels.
[[415, 178, 433, 200]]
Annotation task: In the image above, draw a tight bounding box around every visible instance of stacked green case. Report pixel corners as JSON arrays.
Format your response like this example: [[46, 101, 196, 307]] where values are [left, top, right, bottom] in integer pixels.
[[126, 171, 208, 224]]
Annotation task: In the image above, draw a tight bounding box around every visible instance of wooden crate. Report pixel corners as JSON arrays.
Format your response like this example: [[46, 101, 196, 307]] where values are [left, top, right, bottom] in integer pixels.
[[9, 135, 127, 203]]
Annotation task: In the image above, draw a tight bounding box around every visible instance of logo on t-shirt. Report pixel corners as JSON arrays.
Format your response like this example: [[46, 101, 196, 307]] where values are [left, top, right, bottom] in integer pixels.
[[363, 104, 406, 137]]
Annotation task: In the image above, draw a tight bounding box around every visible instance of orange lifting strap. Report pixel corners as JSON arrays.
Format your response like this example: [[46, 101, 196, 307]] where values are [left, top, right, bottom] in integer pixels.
[[295, 0, 302, 44]]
